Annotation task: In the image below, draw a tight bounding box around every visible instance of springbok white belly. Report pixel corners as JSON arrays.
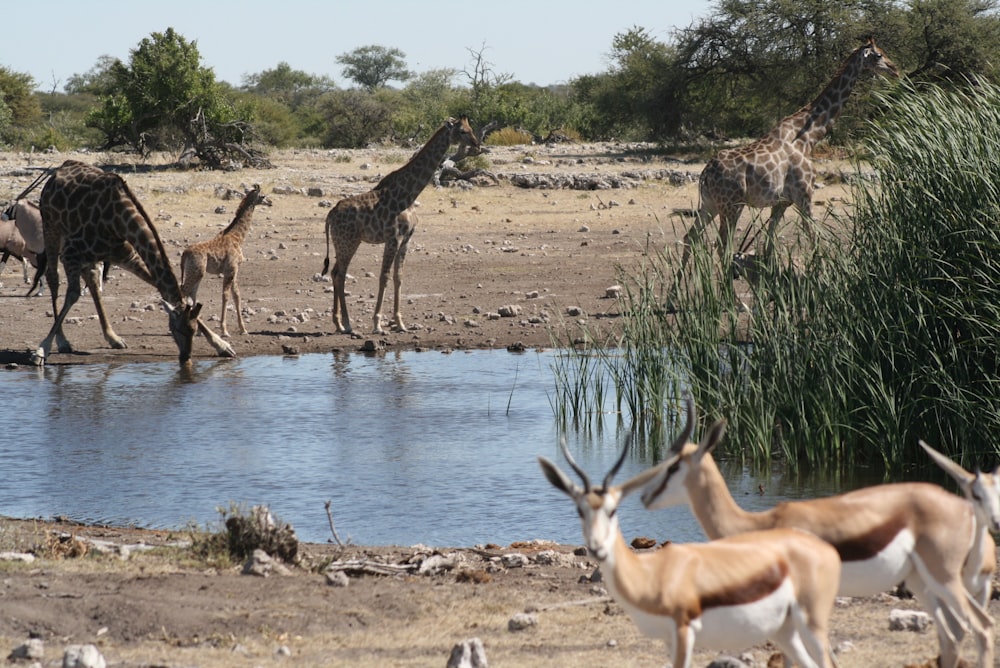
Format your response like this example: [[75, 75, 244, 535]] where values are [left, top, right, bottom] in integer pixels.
[[837, 528, 915, 596], [621, 578, 797, 651]]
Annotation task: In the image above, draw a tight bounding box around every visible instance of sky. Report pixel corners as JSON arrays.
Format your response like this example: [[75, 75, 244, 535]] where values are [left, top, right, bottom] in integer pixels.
[[7, 1, 714, 92]]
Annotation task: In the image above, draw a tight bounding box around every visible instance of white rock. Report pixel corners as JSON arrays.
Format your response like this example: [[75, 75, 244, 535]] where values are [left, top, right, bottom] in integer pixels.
[[63, 644, 106, 668]]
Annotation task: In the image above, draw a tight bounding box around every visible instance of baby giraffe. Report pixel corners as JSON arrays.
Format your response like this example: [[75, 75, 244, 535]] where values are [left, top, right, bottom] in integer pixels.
[[539, 428, 840, 667], [180, 185, 267, 337]]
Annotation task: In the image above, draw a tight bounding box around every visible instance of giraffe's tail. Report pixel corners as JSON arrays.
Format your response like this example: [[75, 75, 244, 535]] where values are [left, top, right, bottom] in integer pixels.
[[321, 256, 330, 276]]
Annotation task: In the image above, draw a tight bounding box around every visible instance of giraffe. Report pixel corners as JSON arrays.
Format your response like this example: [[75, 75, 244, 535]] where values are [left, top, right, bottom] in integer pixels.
[[322, 116, 479, 334], [674, 38, 899, 290], [32, 160, 236, 366], [180, 184, 269, 337]]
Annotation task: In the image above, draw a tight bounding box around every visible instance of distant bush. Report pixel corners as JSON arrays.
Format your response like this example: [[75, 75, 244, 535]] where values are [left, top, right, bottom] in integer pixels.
[[485, 127, 534, 146]]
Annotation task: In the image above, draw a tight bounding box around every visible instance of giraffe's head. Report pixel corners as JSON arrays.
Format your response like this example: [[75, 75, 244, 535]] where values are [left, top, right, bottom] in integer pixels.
[[859, 37, 899, 79], [447, 116, 481, 153], [162, 299, 203, 366]]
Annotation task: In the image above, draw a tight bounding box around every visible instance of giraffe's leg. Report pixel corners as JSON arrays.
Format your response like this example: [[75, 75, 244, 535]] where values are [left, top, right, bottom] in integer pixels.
[[392, 236, 411, 332], [714, 205, 745, 267], [32, 261, 82, 365], [219, 275, 232, 338], [669, 207, 716, 306], [84, 265, 127, 349], [222, 270, 247, 336], [763, 203, 792, 261], [197, 318, 237, 358], [373, 239, 400, 334], [331, 242, 359, 334]]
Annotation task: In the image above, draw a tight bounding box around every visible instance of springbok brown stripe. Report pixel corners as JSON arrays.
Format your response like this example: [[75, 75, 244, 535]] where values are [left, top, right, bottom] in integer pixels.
[[834, 513, 908, 562], [698, 560, 788, 611]]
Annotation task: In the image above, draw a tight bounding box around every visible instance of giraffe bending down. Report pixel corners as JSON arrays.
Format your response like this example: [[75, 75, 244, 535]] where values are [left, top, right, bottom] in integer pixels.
[[32, 160, 236, 367], [674, 38, 899, 288], [180, 185, 269, 337], [322, 117, 479, 334]]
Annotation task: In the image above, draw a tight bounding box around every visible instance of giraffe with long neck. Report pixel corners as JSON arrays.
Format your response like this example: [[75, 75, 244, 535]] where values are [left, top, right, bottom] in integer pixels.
[[674, 38, 898, 288], [322, 116, 480, 334], [32, 160, 236, 366], [180, 184, 268, 337]]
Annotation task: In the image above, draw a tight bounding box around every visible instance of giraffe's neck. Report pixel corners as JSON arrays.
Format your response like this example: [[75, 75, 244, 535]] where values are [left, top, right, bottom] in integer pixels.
[[117, 177, 185, 305], [373, 122, 455, 208], [773, 50, 868, 153], [219, 193, 259, 245]]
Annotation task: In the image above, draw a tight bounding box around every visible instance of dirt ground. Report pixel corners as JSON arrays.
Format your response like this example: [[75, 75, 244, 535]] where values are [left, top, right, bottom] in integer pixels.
[[0, 145, 994, 667]]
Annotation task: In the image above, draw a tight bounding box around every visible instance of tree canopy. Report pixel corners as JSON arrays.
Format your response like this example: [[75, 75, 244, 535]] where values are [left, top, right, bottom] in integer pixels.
[[336, 45, 413, 91], [4, 0, 1000, 156], [86, 28, 266, 167]]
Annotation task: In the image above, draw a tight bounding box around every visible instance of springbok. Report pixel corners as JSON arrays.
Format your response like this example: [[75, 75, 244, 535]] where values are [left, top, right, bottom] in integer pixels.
[[919, 439, 999, 611], [0, 199, 44, 295], [639, 398, 994, 668], [539, 433, 841, 667]]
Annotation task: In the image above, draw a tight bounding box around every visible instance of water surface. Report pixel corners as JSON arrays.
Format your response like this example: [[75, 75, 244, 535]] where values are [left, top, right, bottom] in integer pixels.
[[0, 350, 888, 546]]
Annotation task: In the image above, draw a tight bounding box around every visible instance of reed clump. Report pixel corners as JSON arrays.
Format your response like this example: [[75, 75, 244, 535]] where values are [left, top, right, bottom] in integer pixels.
[[553, 80, 1000, 473]]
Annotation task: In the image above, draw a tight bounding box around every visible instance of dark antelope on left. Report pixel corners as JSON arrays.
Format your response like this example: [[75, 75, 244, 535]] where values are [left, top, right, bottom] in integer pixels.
[[32, 160, 237, 367]]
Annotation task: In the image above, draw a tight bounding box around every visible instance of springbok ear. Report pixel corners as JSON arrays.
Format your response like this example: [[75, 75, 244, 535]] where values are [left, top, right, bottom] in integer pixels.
[[697, 419, 727, 458], [668, 395, 697, 455], [539, 456, 578, 497], [919, 440, 975, 487], [620, 460, 672, 499], [190, 302, 203, 319]]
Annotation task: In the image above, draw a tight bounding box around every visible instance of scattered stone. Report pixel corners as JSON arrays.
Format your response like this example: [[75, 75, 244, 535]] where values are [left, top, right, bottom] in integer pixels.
[[360, 339, 385, 353], [242, 548, 292, 577], [325, 570, 349, 587], [500, 553, 529, 569], [62, 644, 106, 668], [446, 637, 488, 668], [306, 187, 325, 197], [497, 305, 521, 317], [271, 185, 301, 195], [0, 551, 35, 563], [507, 612, 538, 631], [418, 553, 458, 575], [565, 306, 585, 317], [274, 645, 292, 658], [605, 285, 622, 299], [8, 638, 43, 661], [706, 656, 750, 668], [888, 609, 932, 632], [630, 536, 657, 549]]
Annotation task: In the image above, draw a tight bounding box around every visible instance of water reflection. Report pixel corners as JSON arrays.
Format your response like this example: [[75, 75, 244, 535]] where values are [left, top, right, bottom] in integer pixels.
[[0, 351, 916, 546]]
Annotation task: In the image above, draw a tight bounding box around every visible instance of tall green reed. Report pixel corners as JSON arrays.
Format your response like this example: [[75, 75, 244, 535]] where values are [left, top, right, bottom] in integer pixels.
[[552, 79, 1000, 473]]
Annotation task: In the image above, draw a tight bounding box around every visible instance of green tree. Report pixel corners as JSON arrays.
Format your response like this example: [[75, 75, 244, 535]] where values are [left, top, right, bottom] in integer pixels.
[[0, 67, 43, 147], [570, 27, 674, 140], [337, 45, 413, 92], [318, 89, 392, 147], [666, 0, 903, 139], [904, 0, 1000, 81], [87, 28, 265, 167], [242, 62, 335, 106], [64, 55, 119, 96]]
